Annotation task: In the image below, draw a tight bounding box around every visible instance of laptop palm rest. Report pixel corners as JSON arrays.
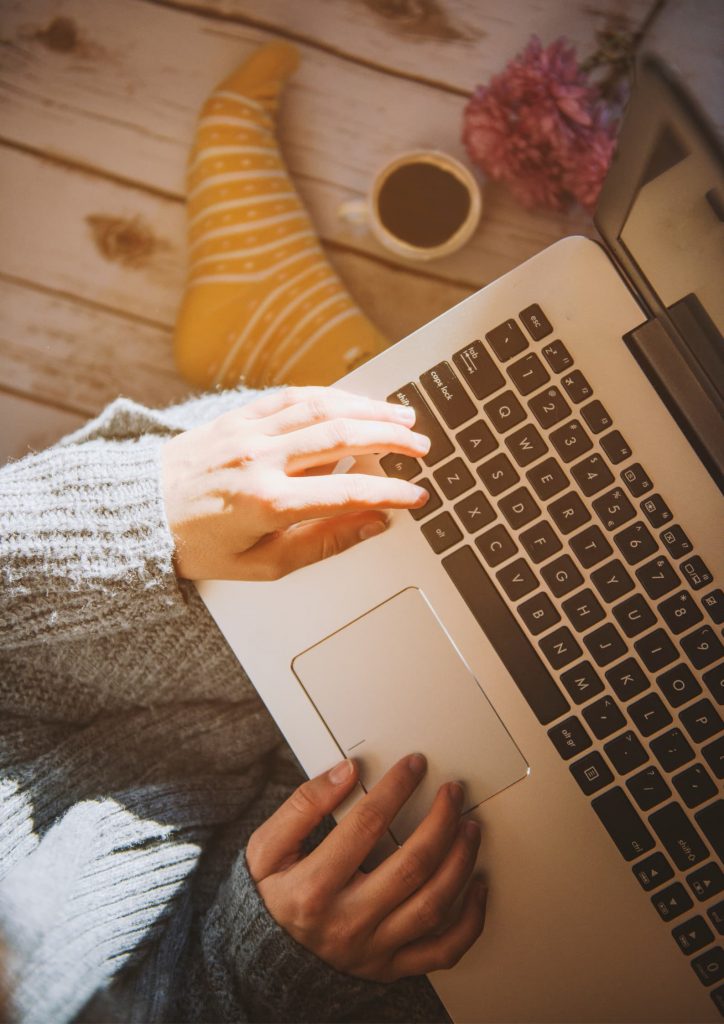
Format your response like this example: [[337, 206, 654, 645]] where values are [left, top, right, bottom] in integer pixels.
[[291, 586, 529, 844]]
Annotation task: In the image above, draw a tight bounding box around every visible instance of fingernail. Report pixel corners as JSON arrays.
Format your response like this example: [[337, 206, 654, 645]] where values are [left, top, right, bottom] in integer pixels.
[[414, 487, 430, 506], [412, 432, 431, 453], [328, 759, 354, 784], [408, 753, 427, 776], [463, 820, 481, 843], [394, 404, 416, 423], [358, 517, 388, 541], [448, 781, 464, 810]]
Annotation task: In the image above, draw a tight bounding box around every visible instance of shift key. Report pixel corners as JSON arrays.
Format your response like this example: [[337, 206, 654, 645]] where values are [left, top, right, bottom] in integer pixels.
[[650, 802, 709, 870], [388, 383, 454, 466], [696, 800, 724, 863]]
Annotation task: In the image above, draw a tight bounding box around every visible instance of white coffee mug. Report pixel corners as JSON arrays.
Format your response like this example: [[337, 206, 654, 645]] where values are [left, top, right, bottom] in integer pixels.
[[339, 150, 482, 261]]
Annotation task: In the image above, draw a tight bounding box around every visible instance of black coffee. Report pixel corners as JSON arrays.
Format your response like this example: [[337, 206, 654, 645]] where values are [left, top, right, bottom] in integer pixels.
[[376, 161, 471, 249]]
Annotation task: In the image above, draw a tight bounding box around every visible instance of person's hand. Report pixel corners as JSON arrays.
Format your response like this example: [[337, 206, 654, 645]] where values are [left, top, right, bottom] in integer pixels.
[[246, 754, 486, 982], [161, 386, 431, 580]]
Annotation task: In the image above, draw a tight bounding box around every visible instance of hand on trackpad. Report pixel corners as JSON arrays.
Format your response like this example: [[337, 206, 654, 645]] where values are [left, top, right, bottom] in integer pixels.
[[291, 587, 528, 843]]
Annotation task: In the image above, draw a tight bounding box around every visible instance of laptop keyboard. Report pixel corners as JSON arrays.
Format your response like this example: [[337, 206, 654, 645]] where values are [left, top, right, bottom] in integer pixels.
[[382, 304, 724, 1015]]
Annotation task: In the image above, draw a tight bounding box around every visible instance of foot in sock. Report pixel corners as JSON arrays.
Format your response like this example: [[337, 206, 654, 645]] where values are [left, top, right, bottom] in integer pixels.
[[174, 41, 388, 389]]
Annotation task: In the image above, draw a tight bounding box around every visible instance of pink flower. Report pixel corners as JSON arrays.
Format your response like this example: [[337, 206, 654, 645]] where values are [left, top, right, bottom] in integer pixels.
[[462, 36, 619, 213]]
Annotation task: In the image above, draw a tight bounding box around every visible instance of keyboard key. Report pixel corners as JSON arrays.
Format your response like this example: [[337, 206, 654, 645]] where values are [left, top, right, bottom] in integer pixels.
[[659, 590, 703, 635], [539, 627, 582, 670], [589, 559, 635, 605], [682, 626, 724, 670], [605, 731, 649, 775], [661, 525, 693, 560], [421, 512, 463, 554], [651, 728, 695, 773], [614, 521, 658, 565], [528, 386, 570, 429], [560, 661, 604, 704], [695, 801, 724, 862], [456, 419, 497, 462], [583, 622, 627, 667], [652, 883, 694, 922], [549, 492, 590, 535], [673, 763, 718, 809], [606, 659, 649, 702], [580, 399, 612, 434], [454, 490, 495, 534], [592, 786, 654, 861], [710, 903, 724, 936], [688, 862, 724, 901], [681, 557, 714, 593], [633, 851, 674, 892], [507, 352, 550, 395], [519, 520, 562, 564], [592, 488, 636, 531], [702, 588, 724, 625], [389, 384, 454, 466], [628, 692, 672, 737], [453, 341, 505, 401], [475, 524, 517, 567], [600, 430, 632, 464], [621, 463, 653, 497], [704, 665, 724, 705], [627, 766, 671, 811], [541, 339, 573, 373], [433, 457, 475, 500], [526, 457, 568, 501], [550, 420, 592, 463], [710, 983, 724, 1015], [486, 319, 528, 362], [570, 749, 613, 795], [420, 361, 476, 429], [640, 493, 673, 529], [680, 699, 723, 744], [571, 453, 614, 497], [541, 554, 583, 598], [560, 370, 592, 404], [691, 946, 724, 986], [658, 664, 701, 709], [442, 545, 569, 725], [548, 716, 592, 760], [582, 694, 626, 739], [562, 589, 605, 633], [650, 802, 708, 870], [409, 479, 442, 521], [702, 736, 724, 780], [673, 916, 715, 956], [518, 592, 560, 635], [613, 593, 656, 637], [496, 558, 537, 601], [483, 390, 526, 433], [505, 424, 548, 467], [570, 525, 613, 570], [519, 304, 552, 340], [477, 452, 519, 496], [636, 555, 680, 600], [498, 486, 540, 530], [380, 452, 422, 480]]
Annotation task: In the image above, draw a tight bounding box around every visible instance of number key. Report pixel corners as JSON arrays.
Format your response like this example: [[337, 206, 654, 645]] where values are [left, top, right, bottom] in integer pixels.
[[550, 420, 593, 463], [507, 352, 550, 395], [658, 590, 703, 634], [571, 453, 614, 496], [636, 555, 679, 599], [592, 487, 636, 531], [614, 521, 658, 565], [528, 386, 571, 429], [682, 626, 724, 670]]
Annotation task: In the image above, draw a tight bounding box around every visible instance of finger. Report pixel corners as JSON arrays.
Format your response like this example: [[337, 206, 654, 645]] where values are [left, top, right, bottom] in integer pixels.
[[300, 754, 427, 896], [378, 819, 481, 947], [270, 473, 429, 528], [279, 418, 430, 474], [389, 878, 487, 979], [262, 389, 416, 436], [234, 511, 390, 580], [246, 758, 359, 882], [356, 782, 464, 924]]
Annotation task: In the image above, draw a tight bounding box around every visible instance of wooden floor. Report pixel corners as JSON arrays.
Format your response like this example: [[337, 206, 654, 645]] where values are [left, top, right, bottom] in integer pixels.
[[0, 0, 721, 464]]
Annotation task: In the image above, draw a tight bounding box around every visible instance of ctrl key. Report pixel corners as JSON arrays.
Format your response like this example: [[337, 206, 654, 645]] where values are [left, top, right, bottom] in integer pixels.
[[591, 786, 654, 861]]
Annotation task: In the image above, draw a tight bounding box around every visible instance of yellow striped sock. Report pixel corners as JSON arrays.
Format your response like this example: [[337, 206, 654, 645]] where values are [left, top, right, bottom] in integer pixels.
[[174, 42, 388, 389]]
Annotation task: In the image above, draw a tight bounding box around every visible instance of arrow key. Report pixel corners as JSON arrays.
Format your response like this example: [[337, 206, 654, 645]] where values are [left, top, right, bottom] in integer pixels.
[[687, 862, 724, 902], [673, 915, 715, 955]]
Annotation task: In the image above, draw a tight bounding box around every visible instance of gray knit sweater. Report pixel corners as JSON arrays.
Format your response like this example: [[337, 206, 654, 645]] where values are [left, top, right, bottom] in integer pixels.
[[0, 389, 445, 1024]]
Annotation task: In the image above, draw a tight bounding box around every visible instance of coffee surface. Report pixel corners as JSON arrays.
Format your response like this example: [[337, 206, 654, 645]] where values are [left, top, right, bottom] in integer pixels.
[[376, 161, 472, 249]]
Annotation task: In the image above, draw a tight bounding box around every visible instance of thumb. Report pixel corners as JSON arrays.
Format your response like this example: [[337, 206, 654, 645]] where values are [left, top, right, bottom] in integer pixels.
[[247, 759, 359, 882], [237, 511, 389, 580]]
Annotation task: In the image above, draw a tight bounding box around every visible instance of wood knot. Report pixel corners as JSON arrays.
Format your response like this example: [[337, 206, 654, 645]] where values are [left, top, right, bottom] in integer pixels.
[[86, 214, 166, 268], [35, 16, 78, 53], [362, 0, 466, 41]]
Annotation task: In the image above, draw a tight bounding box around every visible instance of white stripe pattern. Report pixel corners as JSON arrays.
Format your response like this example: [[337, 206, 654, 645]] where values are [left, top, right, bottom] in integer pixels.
[[189, 210, 306, 251], [188, 169, 286, 202], [190, 230, 315, 268], [188, 194, 297, 229], [188, 145, 275, 173], [248, 292, 349, 381], [197, 115, 273, 138], [212, 91, 268, 116], [189, 248, 320, 285], [275, 308, 359, 382]]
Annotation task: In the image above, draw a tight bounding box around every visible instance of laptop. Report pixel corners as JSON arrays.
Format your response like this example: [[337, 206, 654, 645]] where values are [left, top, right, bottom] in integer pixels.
[[198, 56, 724, 1022]]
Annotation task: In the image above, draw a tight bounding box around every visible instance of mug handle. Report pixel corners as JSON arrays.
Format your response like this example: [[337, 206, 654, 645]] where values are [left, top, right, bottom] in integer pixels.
[[337, 197, 369, 235]]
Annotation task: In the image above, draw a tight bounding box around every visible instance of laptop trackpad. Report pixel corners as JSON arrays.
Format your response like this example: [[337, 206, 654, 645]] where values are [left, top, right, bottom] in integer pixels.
[[291, 587, 528, 843]]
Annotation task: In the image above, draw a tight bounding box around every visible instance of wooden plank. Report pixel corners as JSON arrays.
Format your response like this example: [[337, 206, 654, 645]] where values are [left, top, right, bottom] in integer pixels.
[[0, 0, 594, 287], [168, 0, 651, 93], [0, 389, 85, 465]]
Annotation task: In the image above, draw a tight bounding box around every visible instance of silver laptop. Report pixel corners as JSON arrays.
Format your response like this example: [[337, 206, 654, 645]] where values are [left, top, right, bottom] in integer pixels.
[[198, 56, 724, 1023]]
